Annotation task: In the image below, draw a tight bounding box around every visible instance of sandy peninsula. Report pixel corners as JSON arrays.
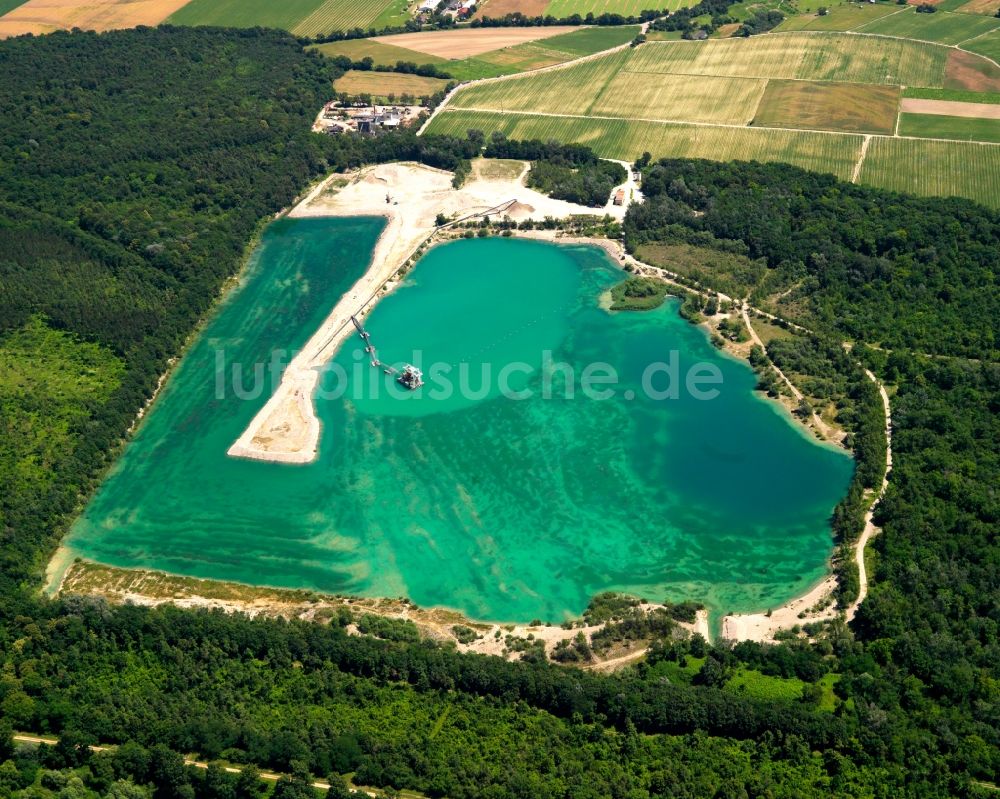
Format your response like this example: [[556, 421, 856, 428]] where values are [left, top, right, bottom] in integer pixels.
[[225, 156, 891, 646], [228, 159, 631, 464]]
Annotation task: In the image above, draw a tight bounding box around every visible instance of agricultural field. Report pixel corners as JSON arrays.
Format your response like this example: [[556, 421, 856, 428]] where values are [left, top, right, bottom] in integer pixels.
[[898, 112, 1000, 142], [899, 96, 1000, 115], [377, 26, 582, 57], [166, 0, 410, 36], [430, 30, 1000, 206], [753, 81, 900, 133], [856, 6, 1000, 45], [545, 0, 689, 14], [858, 136, 1000, 206], [451, 26, 633, 74], [962, 28, 1000, 63], [316, 25, 638, 82], [427, 109, 865, 178], [955, 0, 1000, 13], [589, 73, 767, 124], [334, 70, 449, 99], [777, 2, 901, 31], [624, 33, 951, 85], [448, 50, 630, 114], [539, 24, 639, 54], [945, 49, 1000, 93], [904, 85, 1000, 103], [311, 37, 448, 67], [0, 0, 189, 36], [0, 0, 26, 15], [448, 33, 956, 118]]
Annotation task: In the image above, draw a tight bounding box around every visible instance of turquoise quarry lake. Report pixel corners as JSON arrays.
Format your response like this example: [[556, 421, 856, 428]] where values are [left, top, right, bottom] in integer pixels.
[[66, 217, 853, 624]]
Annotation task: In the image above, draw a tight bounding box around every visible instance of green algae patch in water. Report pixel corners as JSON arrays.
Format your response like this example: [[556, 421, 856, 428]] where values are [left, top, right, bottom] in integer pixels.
[[67, 225, 854, 623]]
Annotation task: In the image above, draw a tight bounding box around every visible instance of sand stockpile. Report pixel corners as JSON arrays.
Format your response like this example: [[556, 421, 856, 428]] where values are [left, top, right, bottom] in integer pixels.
[[505, 200, 536, 219]]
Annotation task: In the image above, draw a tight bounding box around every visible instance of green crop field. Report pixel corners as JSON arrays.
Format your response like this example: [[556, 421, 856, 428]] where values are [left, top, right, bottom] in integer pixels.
[[448, 33, 959, 122], [589, 72, 767, 124], [623, 33, 951, 86], [168, 0, 330, 31], [856, 7, 1000, 45], [904, 86, 1000, 104], [546, 0, 690, 15], [334, 70, 449, 99], [753, 80, 900, 133], [534, 24, 639, 55], [168, 0, 408, 36], [452, 53, 765, 124], [962, 29, 1000, 63], [777, 3, 902, 32], [0, 0, 27, 15], [859, 136, 1000, 206], [898, 112, 1000, 142], [449, 51, 631, 114], [428, 109, 864, 178]]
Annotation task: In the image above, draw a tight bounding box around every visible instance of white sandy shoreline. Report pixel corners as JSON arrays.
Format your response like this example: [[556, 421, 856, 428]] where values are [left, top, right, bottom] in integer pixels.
[[78, 161, 891, 647], [226, 160, 625, 464]]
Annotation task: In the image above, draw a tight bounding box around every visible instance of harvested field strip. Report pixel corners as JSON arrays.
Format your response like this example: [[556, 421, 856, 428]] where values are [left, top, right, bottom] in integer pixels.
[[310, 27, 634, 83], [439, 25, 638, 80], [856, 7, 1000, 45], [478, 0, 549, 15], [376, 26, 580, 58], [858, 136, 1000, 206], [2, 0, 191, 35], [310, 38, 448, 67], [426, 109, 864, 179], [777, 4, 903, 32], [753, 80, 900, 134], [545, 0, 690, 15], [899, 97, 1000, 117], [590, 72, 767, 124], [623, 34, 952, 86], [955, 0, 1000, 14], [450, 50, 630, 115], [334, 70, 449, 98], [897, 112, 1000, 142]]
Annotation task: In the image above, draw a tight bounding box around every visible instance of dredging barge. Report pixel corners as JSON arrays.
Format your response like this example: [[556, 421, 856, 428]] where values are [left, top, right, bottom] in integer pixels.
[[351, 315, 423, 390]]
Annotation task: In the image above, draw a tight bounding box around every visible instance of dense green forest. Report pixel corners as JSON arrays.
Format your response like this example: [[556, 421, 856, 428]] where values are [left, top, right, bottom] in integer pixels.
[[0, 25, 997, 799], [0, 25, 479, 594]]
